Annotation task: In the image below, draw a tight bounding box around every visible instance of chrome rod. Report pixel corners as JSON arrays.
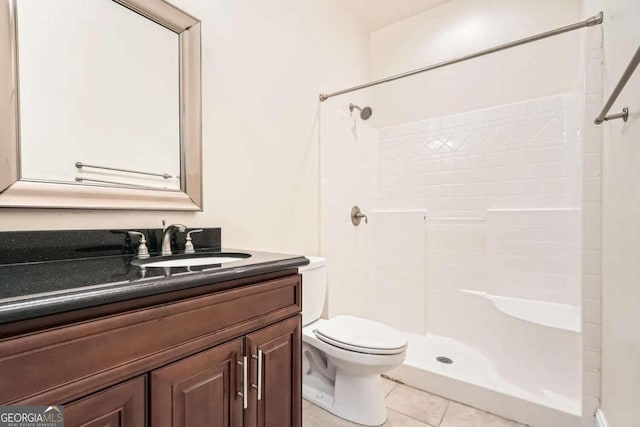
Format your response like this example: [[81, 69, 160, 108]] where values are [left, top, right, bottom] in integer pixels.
[[75, 161, 173, 179], [74, 177, 167, 190], [319, 12, 603, 102], [237, 356, 249, 409], [251, 350, 262, 400], [599, 107, 629, 123], [595, 45, 640, 124], [241, 356, 248, 409]]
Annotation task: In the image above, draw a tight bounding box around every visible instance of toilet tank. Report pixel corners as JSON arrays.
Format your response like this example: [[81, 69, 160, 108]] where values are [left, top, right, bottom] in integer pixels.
[[298, 256, 327, 326]]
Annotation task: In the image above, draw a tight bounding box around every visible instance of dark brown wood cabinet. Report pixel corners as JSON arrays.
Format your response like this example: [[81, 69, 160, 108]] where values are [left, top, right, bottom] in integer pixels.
[[151, 338, 244, 427], [0, 272, 303, 427], [64, 376, 147, 427], [246, 316, 301, 427]]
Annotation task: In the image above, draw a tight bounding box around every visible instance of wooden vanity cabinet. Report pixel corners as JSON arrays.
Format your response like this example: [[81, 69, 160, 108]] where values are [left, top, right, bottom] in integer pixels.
[[151, 338, 244, 427], [150, 316, 301, 427], [0, 271, 303, 427], [246, 316, 302, 427], [64, 376, 147, 427]]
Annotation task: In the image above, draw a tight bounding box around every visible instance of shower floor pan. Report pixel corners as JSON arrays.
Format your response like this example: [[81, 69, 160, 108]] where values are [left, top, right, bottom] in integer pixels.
[[387, 333, 582, 427]]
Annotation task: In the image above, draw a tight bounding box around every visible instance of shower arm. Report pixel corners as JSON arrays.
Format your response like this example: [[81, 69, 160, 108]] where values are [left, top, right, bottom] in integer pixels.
[[319, 12, 603, 102]]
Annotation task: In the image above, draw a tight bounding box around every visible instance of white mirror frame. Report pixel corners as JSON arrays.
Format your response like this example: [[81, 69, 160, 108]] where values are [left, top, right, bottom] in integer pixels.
[[0, 0, 202, 211]]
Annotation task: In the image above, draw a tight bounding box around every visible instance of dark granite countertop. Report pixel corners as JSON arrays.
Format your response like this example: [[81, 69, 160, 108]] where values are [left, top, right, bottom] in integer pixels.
[[0, 248, 308, 325]]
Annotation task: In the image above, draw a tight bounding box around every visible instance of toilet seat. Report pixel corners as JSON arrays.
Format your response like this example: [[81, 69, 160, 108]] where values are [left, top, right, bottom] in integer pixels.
[[314, 315, 407, 355]]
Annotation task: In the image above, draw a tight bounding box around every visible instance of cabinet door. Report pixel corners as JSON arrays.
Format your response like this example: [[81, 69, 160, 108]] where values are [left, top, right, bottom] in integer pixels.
[[246, 316, 301, 427], [64, 376, 146, 427], [151, 338, 244, 427]]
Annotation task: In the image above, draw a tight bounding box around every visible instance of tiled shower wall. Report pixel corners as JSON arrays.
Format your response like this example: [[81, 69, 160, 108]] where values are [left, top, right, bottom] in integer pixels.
[[321, 25, 603, 423], [377, 93, 583, 215], [580, 22, 604, 422], [373, 88, 603, 420], [377, 92, 584, 307], [372, 94, 585, 408], [369, 209, 426, 334], [320, 108, 378, 318]]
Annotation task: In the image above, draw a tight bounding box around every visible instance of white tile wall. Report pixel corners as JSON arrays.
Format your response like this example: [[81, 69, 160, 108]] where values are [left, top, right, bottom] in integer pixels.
[[377, 93, 584, 303], [580, 22, 604, 422], [378, 94, 581, 218], [373, 94, 585, 407], [485, 208, 581, 305], [368, 210, 427, 333], [320, 107, 378, 318]]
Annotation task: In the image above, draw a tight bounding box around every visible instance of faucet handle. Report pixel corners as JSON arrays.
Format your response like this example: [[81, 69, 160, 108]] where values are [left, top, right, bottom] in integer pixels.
[[350, 206, 368, 226], [185, 229, 203, 254], [128, 231, 150, 259]]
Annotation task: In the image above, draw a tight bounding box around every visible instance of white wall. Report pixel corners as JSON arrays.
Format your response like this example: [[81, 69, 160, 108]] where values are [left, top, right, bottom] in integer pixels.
[[370, 0, 584, 127], [0, 0, 371, 255], [596, 1, 640, 426]]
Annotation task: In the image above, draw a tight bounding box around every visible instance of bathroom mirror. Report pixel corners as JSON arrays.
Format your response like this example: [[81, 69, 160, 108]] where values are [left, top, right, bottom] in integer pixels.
[[0, 0, 202, 210]]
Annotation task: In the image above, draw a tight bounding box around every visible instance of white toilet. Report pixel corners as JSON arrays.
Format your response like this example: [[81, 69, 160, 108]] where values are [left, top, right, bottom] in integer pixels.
[[299, 257, 407, 426]]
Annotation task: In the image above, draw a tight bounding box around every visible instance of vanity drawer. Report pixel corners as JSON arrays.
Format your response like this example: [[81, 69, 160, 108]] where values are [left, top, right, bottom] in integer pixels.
[[64, 376, 147, 427], [0, 274, 301, 404]]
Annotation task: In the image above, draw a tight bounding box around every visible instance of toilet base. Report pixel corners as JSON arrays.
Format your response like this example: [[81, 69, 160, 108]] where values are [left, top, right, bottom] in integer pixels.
[[301, 319, 406, 426], [303, 369, 388, 426]]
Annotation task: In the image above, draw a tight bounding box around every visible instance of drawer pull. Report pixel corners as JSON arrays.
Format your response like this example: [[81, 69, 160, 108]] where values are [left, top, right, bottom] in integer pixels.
[[237, 357, 248, 409], [251, 350, 263, 400]]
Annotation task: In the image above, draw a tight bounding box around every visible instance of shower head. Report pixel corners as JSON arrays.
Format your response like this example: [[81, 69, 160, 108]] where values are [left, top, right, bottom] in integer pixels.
[[349, 103, 373, 120]]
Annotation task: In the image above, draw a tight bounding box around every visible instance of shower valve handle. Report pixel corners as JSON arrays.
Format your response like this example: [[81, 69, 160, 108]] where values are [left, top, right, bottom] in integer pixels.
[[351, 206, 368, 226]]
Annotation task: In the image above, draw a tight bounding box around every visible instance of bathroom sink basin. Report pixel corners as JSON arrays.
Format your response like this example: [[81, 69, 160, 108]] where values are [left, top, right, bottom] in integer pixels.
[[133, 252, 251, 268]]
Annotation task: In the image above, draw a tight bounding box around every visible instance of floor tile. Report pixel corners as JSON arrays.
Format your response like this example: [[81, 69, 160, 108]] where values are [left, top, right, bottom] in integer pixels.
[[302, 403, 357, 427], [383, 409, 434, 427], [303, 380, 526, 427], [440, 402, 525, 427], [440, 402, 481, 427], [385, 384, 448, 426], [480, 412, 526, 427], [382, 377, 398, 397]]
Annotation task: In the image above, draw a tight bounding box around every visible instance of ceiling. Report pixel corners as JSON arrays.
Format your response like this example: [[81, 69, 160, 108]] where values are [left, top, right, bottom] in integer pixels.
[[344, 0, 451, 32]]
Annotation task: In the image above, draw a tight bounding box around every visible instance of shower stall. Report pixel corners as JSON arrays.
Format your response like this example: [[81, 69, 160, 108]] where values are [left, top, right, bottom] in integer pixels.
[[319, 6, 604, 427]]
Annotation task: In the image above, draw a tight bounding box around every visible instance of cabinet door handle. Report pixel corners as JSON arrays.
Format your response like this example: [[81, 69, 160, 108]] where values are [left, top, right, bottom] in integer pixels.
[[237, 356, 248, 409], [251, 350, 263, 401]]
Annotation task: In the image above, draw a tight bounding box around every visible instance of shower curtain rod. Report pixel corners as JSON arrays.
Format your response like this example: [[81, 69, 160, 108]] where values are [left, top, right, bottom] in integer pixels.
[[319, 12, 604, 102], [594, 44, 640, 124]]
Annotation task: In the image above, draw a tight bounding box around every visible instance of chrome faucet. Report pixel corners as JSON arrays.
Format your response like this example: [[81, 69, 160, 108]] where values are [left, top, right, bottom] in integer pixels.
[[161, 220, 187, 256]]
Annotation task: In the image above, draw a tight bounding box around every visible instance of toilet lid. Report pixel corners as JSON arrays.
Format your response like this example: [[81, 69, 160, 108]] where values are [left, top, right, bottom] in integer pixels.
[[314, 315, 407, 355]]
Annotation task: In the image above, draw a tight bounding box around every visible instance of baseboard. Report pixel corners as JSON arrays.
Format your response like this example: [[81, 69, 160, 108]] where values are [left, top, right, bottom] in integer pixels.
[[595, 409, 609, 427]]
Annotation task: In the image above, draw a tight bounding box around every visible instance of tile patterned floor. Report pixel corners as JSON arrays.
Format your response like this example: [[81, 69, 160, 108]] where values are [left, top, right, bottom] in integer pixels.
[[303, 378, 527, 427]]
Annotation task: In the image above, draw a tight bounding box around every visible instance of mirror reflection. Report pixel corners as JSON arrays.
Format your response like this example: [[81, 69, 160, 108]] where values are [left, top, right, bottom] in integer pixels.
[[17, 0, 181, 190]]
